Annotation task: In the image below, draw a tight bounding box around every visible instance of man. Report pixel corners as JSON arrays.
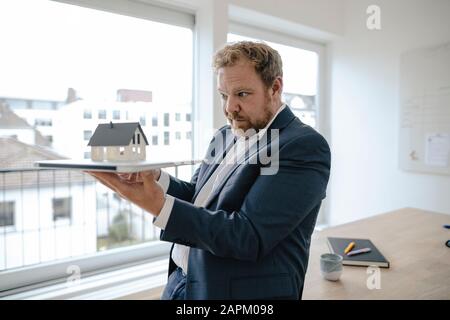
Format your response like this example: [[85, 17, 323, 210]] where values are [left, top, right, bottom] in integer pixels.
[[89, 41, 331, 300]]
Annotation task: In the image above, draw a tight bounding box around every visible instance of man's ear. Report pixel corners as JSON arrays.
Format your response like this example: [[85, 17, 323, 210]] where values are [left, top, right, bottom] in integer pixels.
[[271, 77, 283, 97]]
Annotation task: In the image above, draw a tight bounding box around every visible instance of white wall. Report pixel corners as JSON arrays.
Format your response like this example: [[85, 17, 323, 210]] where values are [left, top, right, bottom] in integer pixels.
[[229, 0, 344, 37], [328, 0, 450, 225]]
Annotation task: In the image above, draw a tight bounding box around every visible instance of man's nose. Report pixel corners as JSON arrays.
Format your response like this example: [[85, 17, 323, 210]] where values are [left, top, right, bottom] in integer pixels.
[[225, 96, 240, 114]]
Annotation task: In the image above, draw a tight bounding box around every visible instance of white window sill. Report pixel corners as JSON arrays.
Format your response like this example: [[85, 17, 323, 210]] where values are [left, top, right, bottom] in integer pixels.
[[2, 258, 168, 300]]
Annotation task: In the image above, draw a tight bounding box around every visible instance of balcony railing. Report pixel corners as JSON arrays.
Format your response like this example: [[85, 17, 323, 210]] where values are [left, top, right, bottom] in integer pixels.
[[0, 161, 199, 293]]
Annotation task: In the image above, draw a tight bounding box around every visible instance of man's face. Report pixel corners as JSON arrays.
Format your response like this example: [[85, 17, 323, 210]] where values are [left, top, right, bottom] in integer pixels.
[[217, 59, 279, 135]]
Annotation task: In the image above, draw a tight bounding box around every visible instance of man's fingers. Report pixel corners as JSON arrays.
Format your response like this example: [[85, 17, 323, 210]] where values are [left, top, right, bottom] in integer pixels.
[[86, 171, 129, 194]]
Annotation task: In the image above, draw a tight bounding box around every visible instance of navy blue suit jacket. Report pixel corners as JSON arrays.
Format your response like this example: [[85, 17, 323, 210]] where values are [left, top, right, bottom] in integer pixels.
[[160, 106, 331, 299]]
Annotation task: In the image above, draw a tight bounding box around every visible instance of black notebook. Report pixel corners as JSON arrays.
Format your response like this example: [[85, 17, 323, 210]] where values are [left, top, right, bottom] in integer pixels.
[[327, 237, 390, 268]]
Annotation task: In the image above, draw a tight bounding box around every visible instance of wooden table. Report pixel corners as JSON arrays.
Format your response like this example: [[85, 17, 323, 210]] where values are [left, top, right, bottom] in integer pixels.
[[303, 208, 450, 299]]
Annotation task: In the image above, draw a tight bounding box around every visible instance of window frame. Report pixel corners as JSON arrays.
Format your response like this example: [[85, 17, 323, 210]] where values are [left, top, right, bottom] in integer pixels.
[[0, 0, 195, 295]]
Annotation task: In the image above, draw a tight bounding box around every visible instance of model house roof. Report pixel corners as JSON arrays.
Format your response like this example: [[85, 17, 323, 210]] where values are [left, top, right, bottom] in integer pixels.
[[88, 122, 149, 147]]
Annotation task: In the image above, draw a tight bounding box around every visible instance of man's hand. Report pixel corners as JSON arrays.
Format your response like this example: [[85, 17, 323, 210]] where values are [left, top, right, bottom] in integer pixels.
[[117, 169, 161, 184], [86, 170, 165, 216]]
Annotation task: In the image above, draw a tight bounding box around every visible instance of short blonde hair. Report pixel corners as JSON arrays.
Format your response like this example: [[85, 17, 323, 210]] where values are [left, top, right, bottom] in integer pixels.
[[213, 41, 283, 88]]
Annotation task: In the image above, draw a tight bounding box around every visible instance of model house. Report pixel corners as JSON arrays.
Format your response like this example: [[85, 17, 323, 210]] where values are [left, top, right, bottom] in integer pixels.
[[88, 122, 148, 161]]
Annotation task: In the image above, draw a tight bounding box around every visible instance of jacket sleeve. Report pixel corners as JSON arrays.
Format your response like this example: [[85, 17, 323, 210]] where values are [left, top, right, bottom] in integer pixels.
[[160, 132, 331, 261]]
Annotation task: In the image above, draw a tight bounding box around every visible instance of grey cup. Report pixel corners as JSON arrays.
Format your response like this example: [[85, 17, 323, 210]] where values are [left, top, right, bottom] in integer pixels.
[[320, 253, 343, 281]]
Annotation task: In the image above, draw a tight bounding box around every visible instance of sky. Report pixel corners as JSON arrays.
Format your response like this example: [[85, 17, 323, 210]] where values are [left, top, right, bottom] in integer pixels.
[[0, 0, 193, 103]]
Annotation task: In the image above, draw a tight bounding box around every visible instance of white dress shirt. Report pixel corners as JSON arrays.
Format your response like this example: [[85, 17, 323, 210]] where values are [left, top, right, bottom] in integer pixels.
[[154, 104, 286, 274]]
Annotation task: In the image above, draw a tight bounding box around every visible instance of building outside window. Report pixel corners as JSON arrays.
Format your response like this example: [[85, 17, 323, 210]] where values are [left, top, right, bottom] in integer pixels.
[[152, 135, 158, 145], [152, 114, 158, 127], [98, 109, 106, 119], [164, 131, 170, 145], [113, 110, 120, 120], [83, 130, 92, 140], [164, 113, 169, 127], [83, 109, 92, 119]]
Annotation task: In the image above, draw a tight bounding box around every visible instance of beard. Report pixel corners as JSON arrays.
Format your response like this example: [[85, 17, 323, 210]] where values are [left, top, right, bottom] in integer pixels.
[[226, 98, 274, 138]]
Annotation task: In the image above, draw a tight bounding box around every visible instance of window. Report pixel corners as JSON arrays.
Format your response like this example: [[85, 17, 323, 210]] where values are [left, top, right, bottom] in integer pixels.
[[45, 135, 53, 143], [83, 130, 92, 140], [175, 113, 181, 121], [34, 118, 52, 126], [152, 135, 158, 145], [113, 110, 120, 120], [164, 132, 170, 145], [164, 113, 169, 126], [98, 109, 107, 119], [83, 109, 92, 119], [84, 151, 91, 159], [186, 131, 191, 140], [228, 32, 320, 130], [152, 114, 158, 126], [140, 115, 146, 126], [186, 113, 191, 122], [176, 132, 181, 140], [0, 201, 15, 227], [0, 0, 194, 292], [52, 197, 72, 221]]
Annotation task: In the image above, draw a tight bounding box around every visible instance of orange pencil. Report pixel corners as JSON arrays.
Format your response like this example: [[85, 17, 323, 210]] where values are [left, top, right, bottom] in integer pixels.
[[344, 241, 355, 254]]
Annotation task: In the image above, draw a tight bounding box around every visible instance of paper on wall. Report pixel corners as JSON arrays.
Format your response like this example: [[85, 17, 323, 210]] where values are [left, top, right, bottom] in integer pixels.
[[425, 133, 450, 167]]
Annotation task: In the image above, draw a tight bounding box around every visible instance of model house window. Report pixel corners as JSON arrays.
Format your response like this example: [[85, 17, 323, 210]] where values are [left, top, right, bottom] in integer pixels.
[[52, 197, 72, 222], [83, 109, 92, 119], [164, 132, 170, 145], [113, 110, 120, 120], [98, 109, 107, 119], [83, 130, 92, 140], [164, 113, 169, 126], [137, 133, 140, 144], [0, 201, 15, 227]]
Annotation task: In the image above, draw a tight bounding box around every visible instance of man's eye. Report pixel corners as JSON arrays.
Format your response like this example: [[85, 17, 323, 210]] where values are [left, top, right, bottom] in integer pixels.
[[220, 93, 227, 100], [238, 92, 249, 97]]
